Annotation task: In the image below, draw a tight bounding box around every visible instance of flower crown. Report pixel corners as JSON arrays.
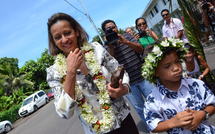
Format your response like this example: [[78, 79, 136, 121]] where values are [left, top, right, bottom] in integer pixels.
[[141, 38, 187, 83]]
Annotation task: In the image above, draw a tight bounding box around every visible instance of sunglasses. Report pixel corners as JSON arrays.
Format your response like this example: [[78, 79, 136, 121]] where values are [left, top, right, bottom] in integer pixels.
[[137, 22, 146, 27], [162, 13, 169, 17], [106, 26, 116, 30]]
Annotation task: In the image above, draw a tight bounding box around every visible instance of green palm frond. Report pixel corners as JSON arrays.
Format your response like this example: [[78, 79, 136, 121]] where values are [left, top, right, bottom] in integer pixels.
[[177, 0, 205, 59]]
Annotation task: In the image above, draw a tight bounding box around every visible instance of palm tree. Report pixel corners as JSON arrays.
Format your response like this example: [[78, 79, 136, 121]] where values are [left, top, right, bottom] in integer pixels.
[[176, 0, 205, 57], [0, 63, 33, 96]]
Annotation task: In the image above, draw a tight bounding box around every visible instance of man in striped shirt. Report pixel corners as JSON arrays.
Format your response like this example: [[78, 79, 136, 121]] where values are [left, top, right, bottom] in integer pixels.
[[101, 20, 155, 133]]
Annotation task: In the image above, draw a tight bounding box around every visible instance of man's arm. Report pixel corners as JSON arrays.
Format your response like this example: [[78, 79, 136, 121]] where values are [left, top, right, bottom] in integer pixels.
[[176, 30, 184, 39], [118, 34, 143, 53], [175, 18, 185, 39]]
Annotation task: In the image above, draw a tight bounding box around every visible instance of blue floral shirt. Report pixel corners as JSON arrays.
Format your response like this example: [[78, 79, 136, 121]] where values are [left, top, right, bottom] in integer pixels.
[[144, 78, 215, 134]]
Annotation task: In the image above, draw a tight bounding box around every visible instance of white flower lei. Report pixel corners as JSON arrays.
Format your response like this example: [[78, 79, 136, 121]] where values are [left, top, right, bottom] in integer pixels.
[[142, 38, 187, 83], [54, 43, 116, 134]]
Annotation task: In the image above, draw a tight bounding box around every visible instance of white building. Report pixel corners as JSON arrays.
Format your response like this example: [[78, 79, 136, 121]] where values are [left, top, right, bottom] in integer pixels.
[[142, 0, 182, 36]]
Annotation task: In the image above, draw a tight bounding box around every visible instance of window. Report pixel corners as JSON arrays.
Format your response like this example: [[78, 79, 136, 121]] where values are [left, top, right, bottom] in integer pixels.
[[154, 5, 158, 13], [150, 11, 154, 17], [38, 91, 45, 97], [34, 95, 38, 101], [162, 0, 166, 5], [162, 0, 169, 5]]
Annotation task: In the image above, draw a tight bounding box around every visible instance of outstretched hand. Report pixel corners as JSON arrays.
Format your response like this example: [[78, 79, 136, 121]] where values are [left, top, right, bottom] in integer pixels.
[[107, 79, 129, 99], [66, 48, 83, 74]]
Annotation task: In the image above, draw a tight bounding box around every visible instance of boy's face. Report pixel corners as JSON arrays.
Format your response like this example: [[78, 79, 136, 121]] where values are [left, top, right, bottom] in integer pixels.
[[155, 51, 182, 84]]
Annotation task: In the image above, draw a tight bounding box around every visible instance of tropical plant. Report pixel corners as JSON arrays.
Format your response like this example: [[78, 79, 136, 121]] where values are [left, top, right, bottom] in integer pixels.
[[0, 58, 33, 96], [19, 49, 54, 91], [176, 0, 205, 58], [174, 0, 215, 87], [0, 89, 32, 111]]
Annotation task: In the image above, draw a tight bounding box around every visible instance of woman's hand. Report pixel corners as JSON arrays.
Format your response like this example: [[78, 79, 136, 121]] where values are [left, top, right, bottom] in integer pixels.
[[107, 79, 129, 99], [66, 48, 83, 74]]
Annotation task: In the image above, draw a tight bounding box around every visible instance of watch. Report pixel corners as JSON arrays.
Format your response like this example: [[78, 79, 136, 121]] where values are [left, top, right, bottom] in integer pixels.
[[203, 110, 210, 120]]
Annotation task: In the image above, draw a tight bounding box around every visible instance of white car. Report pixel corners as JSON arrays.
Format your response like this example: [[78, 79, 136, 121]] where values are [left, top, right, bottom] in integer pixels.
[[18, 90, 49, 117], [0, 120, 12, 133]]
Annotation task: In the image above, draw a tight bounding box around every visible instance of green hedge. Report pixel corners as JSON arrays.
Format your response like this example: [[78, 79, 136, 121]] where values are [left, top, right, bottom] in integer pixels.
[[0, 104, 21, 123]]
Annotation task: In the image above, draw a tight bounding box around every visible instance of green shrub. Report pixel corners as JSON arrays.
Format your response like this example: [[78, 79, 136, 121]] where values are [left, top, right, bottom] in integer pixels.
[[0, 104, 21, 123], [39, 81, 49, 91]]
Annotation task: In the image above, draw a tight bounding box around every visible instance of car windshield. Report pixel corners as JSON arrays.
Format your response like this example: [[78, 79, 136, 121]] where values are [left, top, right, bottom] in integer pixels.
[[48, 90, 53, 93], [22, 97, 33, 106]]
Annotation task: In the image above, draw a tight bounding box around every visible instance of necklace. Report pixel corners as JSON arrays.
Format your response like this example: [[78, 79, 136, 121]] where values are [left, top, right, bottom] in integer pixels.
[[54, 43, 116, 134]]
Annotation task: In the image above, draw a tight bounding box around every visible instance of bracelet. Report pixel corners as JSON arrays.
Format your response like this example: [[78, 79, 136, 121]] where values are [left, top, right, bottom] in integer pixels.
[[202, 110, 210, 120]]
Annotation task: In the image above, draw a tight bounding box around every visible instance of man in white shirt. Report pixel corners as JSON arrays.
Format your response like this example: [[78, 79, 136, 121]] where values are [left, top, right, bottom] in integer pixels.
[[161, 9, 189, 43]]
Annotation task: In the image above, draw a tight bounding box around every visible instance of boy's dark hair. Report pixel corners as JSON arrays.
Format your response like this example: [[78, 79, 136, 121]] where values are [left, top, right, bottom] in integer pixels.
[[161, 9, 169, 15], [161, 47, 181, 60], [101, 19, 116, 31]]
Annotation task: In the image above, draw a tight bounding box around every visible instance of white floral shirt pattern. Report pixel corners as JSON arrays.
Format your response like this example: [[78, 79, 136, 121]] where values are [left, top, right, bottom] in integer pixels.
[[144, 78, 215, 134], [46, 42, 130, 133]]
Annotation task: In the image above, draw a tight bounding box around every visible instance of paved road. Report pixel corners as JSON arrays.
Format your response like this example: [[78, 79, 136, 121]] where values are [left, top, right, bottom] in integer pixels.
[[8, 100, 149, 134], [9, 101, 85, 134], [8, 99, 215, 134], [9, 45, 215, 134]]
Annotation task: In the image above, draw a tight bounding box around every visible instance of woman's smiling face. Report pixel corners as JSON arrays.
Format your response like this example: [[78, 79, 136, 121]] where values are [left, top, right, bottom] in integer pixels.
[[50, 20, 79, 55]]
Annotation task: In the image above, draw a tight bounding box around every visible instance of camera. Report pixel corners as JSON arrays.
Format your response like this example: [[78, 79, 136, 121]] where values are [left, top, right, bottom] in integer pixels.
[[105, 28, 119, 45], [201, 0, 209, 10], [138, 29, 147, 37]]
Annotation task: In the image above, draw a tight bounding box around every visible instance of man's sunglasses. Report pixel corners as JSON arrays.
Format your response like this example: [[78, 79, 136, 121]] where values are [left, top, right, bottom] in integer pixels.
[[106, 26, 116, 30], [162, 13, 169, 17], [137, 22, 146, 27]]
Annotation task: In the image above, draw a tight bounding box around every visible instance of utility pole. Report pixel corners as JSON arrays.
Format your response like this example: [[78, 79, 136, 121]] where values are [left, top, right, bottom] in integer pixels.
[[64, 0, 105, 45]]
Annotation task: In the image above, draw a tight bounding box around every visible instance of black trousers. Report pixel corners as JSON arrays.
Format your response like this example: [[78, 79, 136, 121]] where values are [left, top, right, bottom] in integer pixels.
[[105, 113, 139, 134]]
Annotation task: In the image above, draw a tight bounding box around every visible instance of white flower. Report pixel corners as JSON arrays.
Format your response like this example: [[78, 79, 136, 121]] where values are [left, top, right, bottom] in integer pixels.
[[160, 40, 169, 47], [54, 54, 67, 77], [147, 54, 156, 63], [152, 46, 161, 54], [152, 46, 162, 57]]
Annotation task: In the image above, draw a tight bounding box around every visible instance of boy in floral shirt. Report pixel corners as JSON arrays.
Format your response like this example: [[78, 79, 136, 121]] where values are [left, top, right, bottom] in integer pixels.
[[142, 38, 215, 134]]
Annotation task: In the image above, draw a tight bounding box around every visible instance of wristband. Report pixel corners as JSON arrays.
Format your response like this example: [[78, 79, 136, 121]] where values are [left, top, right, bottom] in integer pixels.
[[203, 110, 210, 120]]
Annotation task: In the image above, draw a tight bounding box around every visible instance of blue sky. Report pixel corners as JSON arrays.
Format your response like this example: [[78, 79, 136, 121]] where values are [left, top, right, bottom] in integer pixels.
[[0, 0, 149, 67]]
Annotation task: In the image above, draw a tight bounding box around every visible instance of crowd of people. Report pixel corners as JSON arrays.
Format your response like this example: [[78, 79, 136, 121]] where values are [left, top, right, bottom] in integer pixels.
[[45, 7, 215, 134]]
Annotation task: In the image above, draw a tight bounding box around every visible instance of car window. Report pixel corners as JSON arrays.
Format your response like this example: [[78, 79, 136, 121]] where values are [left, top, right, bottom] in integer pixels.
[[38, 91, 45, 97], [34, 95, 38, 101], [23, 97, 33, 106], [48, 89, 53, 94]]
